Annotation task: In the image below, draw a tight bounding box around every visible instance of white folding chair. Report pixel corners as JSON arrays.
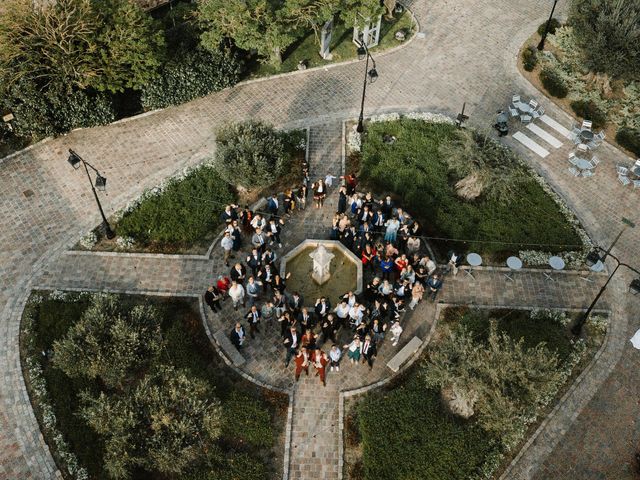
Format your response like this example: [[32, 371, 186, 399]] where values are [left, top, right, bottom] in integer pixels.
[[582, 170, 594, 178], [587, 140, 599, 150], [595, 131, 605, 142], [590, 155, 600, 166], [568, 152, 576, 160], [512, 94, 521, 104], [633, 180, 640, 189], [569, 167, 581, 177], [634, 159, 640, 167], [520, 114, 532, 124], [509, 107, 519, 117], [581, 120, 592, 131], [619, 174, 631, 186], [529, 99, 539, 109], [532, 106, 545, 119], [617, 165, 629, 175], [569, 132, 581, 144], [577, 143, 588, 153]]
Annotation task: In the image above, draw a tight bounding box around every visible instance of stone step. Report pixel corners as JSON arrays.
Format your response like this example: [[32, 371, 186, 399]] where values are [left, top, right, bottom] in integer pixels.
[[387, 335, 422, 372], [213, 328, 246, 366]]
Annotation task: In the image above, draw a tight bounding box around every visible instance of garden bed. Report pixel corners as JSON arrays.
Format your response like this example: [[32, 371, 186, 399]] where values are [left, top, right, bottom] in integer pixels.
[[79, 127, 307, 254], [346, 114, 588, 265], [20, 291, 287, 480], [343, 306, 607, 480]]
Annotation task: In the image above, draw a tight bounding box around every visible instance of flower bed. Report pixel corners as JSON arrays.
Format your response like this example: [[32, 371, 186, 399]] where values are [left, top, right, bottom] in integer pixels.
[[20, 290, 287, 480], [343, 306, 606, 480], [348, 114, 588, 264]]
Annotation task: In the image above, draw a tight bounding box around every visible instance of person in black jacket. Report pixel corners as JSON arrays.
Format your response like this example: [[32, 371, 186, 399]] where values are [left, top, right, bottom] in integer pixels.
[[245, 305, 261, 338], [361, 334, 377, 369], [314, 297, 332, 319], [337, 186, 347, 214], [204, 285, 222, 313], [229, 263, 247, 283], [230, 322, 246, 350], [246, 248, 263, 276]]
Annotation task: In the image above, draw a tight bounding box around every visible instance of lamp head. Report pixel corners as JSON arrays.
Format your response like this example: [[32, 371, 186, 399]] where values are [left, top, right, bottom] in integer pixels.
[[95, 175, 107, 191], [67, 151, 81, 169], [357, 45, 366, 60], [629, 278, 640, 295], [585, 250, 601, 267], [368, 68, 378, 83]]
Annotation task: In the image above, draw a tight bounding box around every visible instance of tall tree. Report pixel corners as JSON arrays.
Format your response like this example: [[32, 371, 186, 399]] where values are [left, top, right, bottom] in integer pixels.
[[282, 0, 339, 46], [569, 0, 640, 79], [199, 0, 298, 65]]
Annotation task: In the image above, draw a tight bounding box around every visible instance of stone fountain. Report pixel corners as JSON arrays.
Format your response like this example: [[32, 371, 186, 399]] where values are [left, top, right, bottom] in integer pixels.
[[309, 244, 335, 285]]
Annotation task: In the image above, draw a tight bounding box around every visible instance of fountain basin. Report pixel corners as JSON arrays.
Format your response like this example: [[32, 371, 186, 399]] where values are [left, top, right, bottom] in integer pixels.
[[280, 240, 363, 306]]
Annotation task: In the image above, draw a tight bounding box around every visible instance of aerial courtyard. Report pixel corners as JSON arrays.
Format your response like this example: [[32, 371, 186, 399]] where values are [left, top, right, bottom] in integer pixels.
[[1, 0, 640, 479]]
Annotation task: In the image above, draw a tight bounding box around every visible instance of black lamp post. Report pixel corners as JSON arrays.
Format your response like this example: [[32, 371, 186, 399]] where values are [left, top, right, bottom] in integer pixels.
[[356, 36, 378, 133], [571, 218, 637, 335], [67, 149, 115, 239], [537, 0, 559, 51]]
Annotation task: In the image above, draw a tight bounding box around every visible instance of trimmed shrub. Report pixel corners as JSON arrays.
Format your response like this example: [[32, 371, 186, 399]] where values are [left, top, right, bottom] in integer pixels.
[[117, 164, 235, 247], [537, 18, 561, 36], [213, 121, 289, 189], [141, 48, 242, 110], [539, 66, 568, 98], [2, 79, 115, 140], [522, 45, 538, 71], [570, 99, 607, 128], [616, 127, 640, 156]]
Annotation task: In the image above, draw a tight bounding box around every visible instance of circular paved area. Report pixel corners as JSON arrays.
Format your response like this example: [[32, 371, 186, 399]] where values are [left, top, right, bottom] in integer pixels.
[[2, 0, 640, 478]]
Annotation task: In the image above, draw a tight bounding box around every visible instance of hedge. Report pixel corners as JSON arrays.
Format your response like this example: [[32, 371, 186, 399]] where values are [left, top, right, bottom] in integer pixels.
[[570, 99, 607, 129], [616, 127, 640, 156], [522, 45, 538, 72], [539, 66, 568, 98]]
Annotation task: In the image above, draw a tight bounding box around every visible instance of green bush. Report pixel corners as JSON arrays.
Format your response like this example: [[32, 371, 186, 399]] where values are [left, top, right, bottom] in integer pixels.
[[522, 44, 538, 71], [616, 126, 640, 155], [357, 378, 497, 480], [539, 66, 568, 98], [221, 391, 274, 448], [116, 164, 235, 248], [570, 99, 607, 128], [537, 17, 561, 36], [141, 48, 241, 110], [2, 79, 115, 140], [213, 121, 289, 189], [359, 119, 582, 259]]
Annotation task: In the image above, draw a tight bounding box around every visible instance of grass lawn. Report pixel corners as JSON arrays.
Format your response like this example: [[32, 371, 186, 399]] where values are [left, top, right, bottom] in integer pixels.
[[357, 119, 584, 262], [249, 12, 415, 77], [21, 292, 286, 480], [346, 307, 601, 480]]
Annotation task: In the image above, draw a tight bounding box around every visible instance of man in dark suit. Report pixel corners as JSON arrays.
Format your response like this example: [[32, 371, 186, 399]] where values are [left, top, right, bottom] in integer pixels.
[[297, 307, 314, 331], [283, 325, 300, 367], [289, 291, 304, 315], [246, 248, 263, 276], [230, 322, 246, 350], [314, 297, 332, 320], [361, 334, 377, 369], [204, 285, 222, 312], [245, 305, 261, 338], [230, 263, 247, 283]]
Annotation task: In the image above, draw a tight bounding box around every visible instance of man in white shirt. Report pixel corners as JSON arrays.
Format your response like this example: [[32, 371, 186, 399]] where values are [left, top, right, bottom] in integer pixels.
[[283, 326, 299, 367], [420, 256, 437, 276], [220, 231, 234, 267], [334, 300, 350, 328], [228, 281, 245, 311], [348, 303, 365, 328]]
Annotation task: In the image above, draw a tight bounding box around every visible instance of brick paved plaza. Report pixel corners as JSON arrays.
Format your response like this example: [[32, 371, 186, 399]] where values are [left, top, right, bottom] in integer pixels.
[[2, 0, 640, 479]]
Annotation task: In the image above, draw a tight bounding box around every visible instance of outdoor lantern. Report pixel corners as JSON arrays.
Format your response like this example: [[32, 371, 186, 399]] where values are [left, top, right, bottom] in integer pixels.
[[368, 68, 379, 83], [357, 45, 366, 60], [585, 250, 602, 267], [67, 152, 81, 169], [95, 175, 107, 191], [630, 278, 640, 295]]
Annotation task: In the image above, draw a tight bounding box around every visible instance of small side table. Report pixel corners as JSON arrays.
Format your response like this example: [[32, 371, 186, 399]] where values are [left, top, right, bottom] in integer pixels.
[[505, 256, 523, 282], [544, 256, 565, 281], [580, 260, 604, 283], [465, 253, 483, 279]]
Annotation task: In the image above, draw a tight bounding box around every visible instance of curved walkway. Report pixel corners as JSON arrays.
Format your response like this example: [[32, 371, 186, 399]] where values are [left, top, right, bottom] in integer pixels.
[[2, 0, 640, 478]]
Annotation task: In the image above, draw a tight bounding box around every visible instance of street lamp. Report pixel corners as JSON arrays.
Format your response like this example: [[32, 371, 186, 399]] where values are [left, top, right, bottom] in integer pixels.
[[537, 0, 559, 51], [571, 217, 637, 335], [67, 149, 115, 239], [355, 36, 378, 133]]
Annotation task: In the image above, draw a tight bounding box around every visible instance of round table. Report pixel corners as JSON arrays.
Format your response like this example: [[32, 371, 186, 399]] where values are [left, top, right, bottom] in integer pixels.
[[518, 103, 532, 113], [505, 256, 522, 281], [580, 130, 594, 142], [465, 253, 483, 279], [546, 256, 565, 281], [590, 260, 604, 273]]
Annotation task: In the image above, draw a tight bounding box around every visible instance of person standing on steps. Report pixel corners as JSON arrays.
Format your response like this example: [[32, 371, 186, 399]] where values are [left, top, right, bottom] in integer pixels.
[[245, 305, 261, 339], [245, 276, 262, 307], [329, 344, 342, 372], [361, 334, 377, 369], [228, 280, 245, 311], [294, 347, 310, 381], [230, 322, 246, 350], [283, 325, 300, 367], [337, 186, 348, 215], [221, 231, 234, 267], [204, 285, 222, 313], [312, 178, 326, 209], [426, 273, 443, 301]]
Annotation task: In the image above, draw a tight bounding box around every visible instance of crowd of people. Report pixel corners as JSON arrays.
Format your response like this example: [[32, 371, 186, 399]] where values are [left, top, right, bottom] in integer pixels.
[[204, 171, 461, 386]]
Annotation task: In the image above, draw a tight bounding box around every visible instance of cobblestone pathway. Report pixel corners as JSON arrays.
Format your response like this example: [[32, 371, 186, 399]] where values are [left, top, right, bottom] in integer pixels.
[[3, 0, 640, 478]]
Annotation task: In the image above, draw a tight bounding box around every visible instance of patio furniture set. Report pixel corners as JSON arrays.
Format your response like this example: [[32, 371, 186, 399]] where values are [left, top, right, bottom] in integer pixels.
[[567, 120, 604, 178], [617, 159, 640, 188], [509, 95, 544, 124]]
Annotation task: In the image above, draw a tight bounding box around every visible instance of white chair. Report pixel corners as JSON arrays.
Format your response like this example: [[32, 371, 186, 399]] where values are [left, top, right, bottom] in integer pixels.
[[582, 120, 592, 131], [529, 99, 539, 109], [633, 179, 640, 189], [577, 143, 589, 153], [532, 106, 545, 120], [512, 94, 521, 104], [587, 140, 599, 150], [520, 114, 532, 124], [595, 131, 605, 142], [509, 107, 519, 117], [590, 155, 600, 166], [617, 165, 629, 175], [569, 167, 581, 177], [568, 151, 576, 160], [634, 159, 640, 167], [619, 174, 631, 186], [582, 170, 594, 178], [569, 132, 581, 144]]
